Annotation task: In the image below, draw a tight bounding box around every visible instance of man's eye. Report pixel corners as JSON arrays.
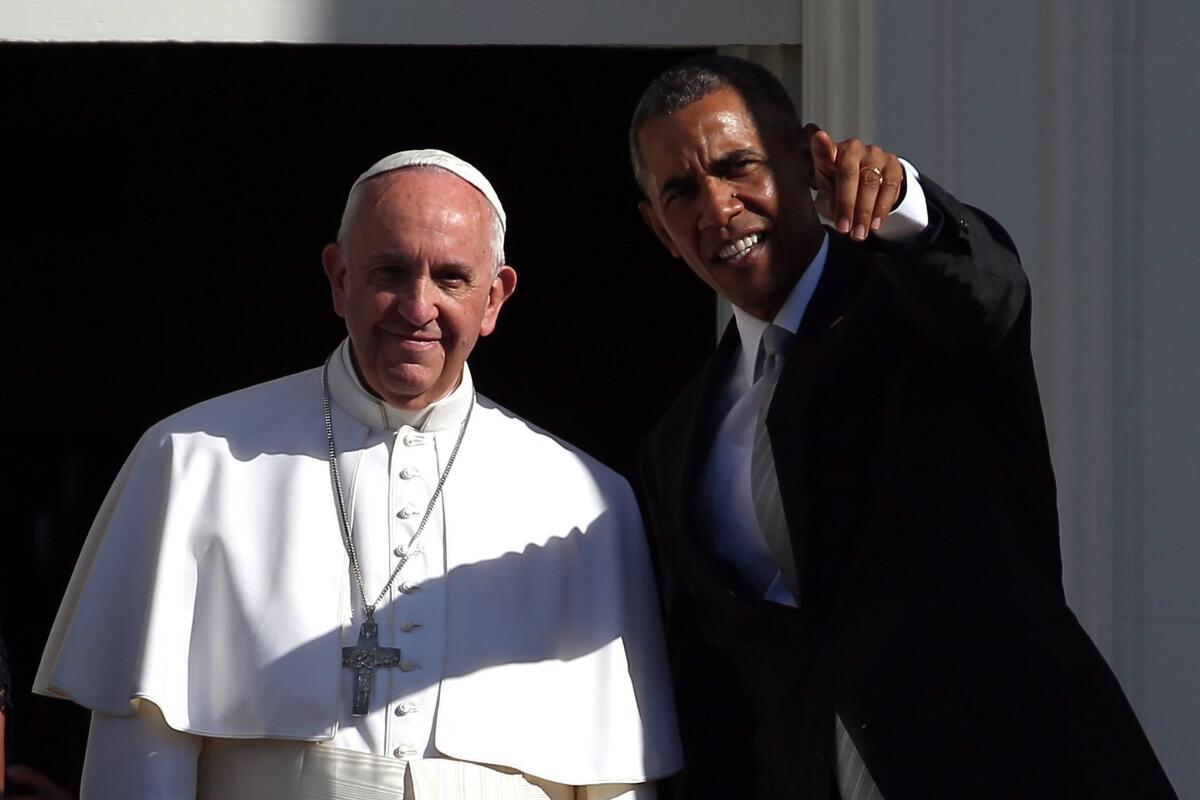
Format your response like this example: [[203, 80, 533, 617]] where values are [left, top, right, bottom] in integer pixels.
[[663, 186, 695, 206], [370, 265, 405, 282]]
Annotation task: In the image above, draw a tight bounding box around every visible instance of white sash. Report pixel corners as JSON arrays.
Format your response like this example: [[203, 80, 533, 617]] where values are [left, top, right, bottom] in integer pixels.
[[197, 739, 569, 800]]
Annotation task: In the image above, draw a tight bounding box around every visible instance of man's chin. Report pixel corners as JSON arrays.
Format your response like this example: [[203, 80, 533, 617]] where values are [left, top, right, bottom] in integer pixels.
[[715, 277, 787, 319], [379, 361, 462, 409]]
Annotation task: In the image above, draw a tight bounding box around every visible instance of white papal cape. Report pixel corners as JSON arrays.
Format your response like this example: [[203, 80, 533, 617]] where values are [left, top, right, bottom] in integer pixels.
[[35, 342, 681, 790]]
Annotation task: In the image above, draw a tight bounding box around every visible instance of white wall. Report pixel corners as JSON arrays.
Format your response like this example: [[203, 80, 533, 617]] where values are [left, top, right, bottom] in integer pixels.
[[0, 0, 800, 44], [847, 1, 1199, 793], [1112, 1, 1200, 794]]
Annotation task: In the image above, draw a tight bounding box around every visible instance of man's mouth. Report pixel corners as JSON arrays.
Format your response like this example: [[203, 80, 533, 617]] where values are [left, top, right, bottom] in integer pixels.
[[715, 232, 766, 262], [381, 329, 440, 347]]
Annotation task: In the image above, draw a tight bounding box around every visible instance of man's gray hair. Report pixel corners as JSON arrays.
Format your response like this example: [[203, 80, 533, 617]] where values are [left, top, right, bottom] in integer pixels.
[[628, 54, 802, 191]]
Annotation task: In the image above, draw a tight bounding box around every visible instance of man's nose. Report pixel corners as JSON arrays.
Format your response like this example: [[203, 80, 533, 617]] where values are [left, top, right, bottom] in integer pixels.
[[394, 278, 437, 325], [697, 176, 743, 230]]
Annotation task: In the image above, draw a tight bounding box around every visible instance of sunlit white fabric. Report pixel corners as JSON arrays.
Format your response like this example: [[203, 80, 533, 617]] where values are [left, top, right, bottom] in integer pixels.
[[36, 340, 681, 790]]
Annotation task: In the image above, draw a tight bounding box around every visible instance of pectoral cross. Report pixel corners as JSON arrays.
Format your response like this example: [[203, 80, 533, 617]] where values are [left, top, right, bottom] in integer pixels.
[[341, 619, 402, 716]]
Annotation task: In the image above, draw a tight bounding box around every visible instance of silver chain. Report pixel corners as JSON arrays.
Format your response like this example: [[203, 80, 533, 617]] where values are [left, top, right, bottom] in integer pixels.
[[322, 357, 473, 623]]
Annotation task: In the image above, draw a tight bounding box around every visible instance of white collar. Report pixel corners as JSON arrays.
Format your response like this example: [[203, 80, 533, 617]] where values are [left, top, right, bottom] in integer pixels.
[[327, 338, 474, 432], [730, 231, 830, 387]]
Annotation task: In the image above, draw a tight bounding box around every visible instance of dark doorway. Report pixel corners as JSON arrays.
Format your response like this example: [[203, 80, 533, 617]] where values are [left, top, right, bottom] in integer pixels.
[[0, 43, 714, 788]]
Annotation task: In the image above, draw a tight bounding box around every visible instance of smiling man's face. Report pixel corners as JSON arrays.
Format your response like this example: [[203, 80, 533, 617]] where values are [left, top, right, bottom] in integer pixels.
[[323, 167, 516, 410], [637, 87, 822, 321]]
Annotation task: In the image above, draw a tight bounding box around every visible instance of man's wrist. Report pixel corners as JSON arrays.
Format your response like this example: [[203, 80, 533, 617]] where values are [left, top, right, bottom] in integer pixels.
[[876, 158, 928, 241]]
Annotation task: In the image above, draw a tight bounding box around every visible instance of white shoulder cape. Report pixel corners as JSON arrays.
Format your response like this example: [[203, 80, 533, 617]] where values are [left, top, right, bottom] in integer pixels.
[[35, 364, 681, 785]]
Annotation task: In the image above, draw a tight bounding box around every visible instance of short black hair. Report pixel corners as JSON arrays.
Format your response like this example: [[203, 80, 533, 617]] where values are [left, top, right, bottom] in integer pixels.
[[629, 54, 802, 190]]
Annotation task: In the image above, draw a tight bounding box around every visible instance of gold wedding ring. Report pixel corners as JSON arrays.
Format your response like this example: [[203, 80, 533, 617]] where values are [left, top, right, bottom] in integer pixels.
[[861, 166, 884, 184]]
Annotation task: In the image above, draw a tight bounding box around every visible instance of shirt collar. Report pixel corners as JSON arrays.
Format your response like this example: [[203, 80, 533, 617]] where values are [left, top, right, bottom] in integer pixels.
[[730, 231, 830, 387], [327, 338, 474, 432]]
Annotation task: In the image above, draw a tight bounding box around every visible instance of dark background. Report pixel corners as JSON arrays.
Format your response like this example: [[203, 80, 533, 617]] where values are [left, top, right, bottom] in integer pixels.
[[0, 43, 714, 789]]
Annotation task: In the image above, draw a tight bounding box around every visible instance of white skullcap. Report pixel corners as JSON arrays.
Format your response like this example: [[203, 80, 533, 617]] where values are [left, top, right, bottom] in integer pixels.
[[350, 148, 506, 232]]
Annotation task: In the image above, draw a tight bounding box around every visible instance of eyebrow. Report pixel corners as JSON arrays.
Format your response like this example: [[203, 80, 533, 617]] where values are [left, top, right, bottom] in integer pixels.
[[657, 148, 765, 203], [367, 249, 412, 264], [710, 148, 763, 174], [368, 251, 480, 277]]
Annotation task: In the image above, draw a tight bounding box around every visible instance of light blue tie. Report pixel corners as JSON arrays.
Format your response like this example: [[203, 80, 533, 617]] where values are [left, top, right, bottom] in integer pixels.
[[749, 324, 801, 598], [750, 325, 884, 800]]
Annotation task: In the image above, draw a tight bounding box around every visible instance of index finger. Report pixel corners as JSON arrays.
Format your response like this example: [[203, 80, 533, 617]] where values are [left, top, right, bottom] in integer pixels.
[[833, 138, 868, 234], [808, 128, 838, 190]]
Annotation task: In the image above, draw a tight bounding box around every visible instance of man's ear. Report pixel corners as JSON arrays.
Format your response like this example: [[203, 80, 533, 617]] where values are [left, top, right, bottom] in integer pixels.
[[322, 243, 348, 318], [479, 264, 518, 337], [638, 200, 681, 259]]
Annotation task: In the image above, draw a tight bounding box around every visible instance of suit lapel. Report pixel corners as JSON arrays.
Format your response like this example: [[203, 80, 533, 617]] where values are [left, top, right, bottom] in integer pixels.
[[766, 234, 871, 618], [655, 322, 777, 605], [661, 321, 740, 540]]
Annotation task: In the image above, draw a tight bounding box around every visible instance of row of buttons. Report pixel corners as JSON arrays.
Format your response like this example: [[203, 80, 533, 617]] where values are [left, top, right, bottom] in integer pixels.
[[393, 430, 429, 763], [392, 699, 419, 758]]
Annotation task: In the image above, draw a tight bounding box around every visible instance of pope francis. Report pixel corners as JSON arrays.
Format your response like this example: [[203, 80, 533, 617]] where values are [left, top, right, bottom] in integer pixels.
[[35, 149, 682, 799]]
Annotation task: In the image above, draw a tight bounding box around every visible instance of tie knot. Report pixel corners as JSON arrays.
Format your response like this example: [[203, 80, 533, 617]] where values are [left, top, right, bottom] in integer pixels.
[[754, 325, 792, 382], [761, 325, 792, 358]]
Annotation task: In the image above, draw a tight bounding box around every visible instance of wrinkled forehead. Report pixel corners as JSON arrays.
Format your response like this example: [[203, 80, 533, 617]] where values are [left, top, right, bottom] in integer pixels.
[[351, 166, 487, 224], [636, 89, 766, 182], [346, 168, 495, 252], [348, 148, 506, 232]]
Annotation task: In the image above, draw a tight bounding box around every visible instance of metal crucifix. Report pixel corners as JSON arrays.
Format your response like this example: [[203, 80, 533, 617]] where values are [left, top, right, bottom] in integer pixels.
[[341, 620, 402, 716]]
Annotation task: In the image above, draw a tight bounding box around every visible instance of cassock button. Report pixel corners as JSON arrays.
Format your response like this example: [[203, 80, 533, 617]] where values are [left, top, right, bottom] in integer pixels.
[[397, 506, 420, 519], [399, 621, 422, 633], [403, 434, 425, 447], [399, 659, 419, 672], [400, 582, 422, 594], [809, 750, 826, 767], [399, 467, 421, 480], [396, 702, 417, 716]]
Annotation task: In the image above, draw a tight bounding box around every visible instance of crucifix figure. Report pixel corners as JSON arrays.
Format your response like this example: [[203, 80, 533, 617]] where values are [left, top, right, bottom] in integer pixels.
[[341, 619, 402, 716]]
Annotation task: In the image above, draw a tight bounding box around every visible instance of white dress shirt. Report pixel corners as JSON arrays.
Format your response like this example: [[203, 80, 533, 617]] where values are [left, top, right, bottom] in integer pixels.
[[695, 160, 929, 606]]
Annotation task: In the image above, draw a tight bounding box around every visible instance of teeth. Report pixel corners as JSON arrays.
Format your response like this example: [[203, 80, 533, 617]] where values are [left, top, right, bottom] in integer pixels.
[[717, 233, 761, 260]]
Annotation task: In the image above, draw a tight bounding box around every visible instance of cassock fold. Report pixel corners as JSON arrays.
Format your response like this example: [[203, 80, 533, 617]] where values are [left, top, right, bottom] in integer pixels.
[[36, 357, 681, 786]]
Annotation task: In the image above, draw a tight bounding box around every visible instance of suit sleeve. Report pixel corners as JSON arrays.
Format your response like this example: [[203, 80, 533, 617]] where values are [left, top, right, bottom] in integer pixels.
[[870, 175, 1030, 360]]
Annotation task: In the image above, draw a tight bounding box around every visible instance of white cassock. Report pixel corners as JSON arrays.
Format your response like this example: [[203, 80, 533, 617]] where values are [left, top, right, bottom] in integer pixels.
[[35, 340, 682, 799]]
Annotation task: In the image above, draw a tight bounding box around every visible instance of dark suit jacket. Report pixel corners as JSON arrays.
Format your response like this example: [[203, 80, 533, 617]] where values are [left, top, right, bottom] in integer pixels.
[[640, 179, 1176, 799]]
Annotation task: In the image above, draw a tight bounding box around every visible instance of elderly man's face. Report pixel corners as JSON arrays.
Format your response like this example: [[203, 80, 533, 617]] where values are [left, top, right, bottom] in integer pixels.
[[323, 168, 516, 410], [637, 87, 821, 321]]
